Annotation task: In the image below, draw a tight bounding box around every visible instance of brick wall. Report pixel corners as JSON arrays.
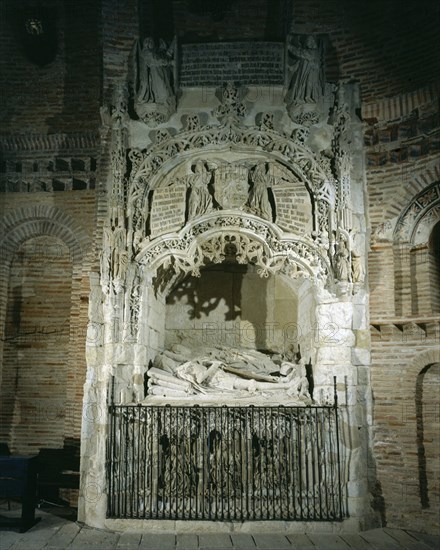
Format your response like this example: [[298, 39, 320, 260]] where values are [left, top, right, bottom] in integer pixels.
[[0, 0, 101, 134], [172, 0, 278, 42], [291, 0, 439, 103], [370, 331, 439, 533], [0, 191, 97, 453], [366, 84, 439, 533], [179, 42, 284, 87], [0, 236, 72, 454]]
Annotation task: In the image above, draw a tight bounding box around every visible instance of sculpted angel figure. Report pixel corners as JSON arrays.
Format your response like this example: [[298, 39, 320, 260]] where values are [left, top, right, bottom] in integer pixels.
[[286, 34, 324, 107], [187, 161, 216, 220], [133, 37, 175, 105], [248, 161, 273, 221]]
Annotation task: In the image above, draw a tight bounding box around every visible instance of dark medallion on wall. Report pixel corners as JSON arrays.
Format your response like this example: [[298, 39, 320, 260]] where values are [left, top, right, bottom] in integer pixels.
[[17, 5, 58, 66]]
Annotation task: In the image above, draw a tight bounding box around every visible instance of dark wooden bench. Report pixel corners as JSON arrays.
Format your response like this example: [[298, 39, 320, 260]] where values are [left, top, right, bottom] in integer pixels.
[[0, 455, 40, 532]]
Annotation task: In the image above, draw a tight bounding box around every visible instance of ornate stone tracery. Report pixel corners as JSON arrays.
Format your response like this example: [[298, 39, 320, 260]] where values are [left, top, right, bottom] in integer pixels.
[[136, 213, 331, 286], [394, 182, 440, 244]]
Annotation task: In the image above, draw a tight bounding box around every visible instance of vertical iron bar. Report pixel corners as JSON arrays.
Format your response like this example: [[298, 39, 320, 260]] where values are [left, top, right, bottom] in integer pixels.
[[327, 400, 335, 518], [150, 408, 154, 519], [260, 407, 264, 520], [218, 407, 222, 521], [270, 407, 275, 519], [117, 407, 122, 517], [334, 376, 343, 520], [175, 407, 179, 519], [287, 408, 293, 519], [182, 407, 186, 519], [310, 408, 316, 520], [244, 407, 249, 521], [276, 408, 281, 518], [315, 407, 323, 520], [227, 407, 231, 520], [297, 409, 303, 520]]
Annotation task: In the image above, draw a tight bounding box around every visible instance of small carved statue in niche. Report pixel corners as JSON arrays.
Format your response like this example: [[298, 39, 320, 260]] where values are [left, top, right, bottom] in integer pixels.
[[248, 162, 273, 221], [285, 34, 324, 108], [187, 161, 215, 220], [133, 37, 175, 104], [351, 250, 365, 284], [101, 223, 128, 293], [214, 81, 246, 123], [334, 240, 350, 282]]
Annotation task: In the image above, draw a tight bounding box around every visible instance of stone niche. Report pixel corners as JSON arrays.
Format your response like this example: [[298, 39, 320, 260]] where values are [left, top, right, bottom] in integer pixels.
[[164, 263, 315, 355]]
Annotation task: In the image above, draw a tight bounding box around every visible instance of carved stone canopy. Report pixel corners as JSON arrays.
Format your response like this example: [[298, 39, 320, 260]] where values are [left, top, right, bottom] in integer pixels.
[[136, 212, 332, 290]]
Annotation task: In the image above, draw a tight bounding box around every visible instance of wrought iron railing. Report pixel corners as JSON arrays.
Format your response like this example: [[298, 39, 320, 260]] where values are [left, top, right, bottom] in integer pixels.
[[106, 382, 346, 521]]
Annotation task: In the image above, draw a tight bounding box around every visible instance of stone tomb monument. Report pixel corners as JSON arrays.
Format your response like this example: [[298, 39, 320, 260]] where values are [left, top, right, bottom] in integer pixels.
[[80, 41, 371, 531]]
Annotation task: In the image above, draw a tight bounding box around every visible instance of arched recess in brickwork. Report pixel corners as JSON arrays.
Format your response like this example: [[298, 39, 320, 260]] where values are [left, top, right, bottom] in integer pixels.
[[392, 192, 440, 316], [416, 362, 440, 509], [0, 235, 73, 453], [393, 179, 440, 244], [0, 206, 90, 264], [403, 349, 440, 514], [0, 206, 92, 450]]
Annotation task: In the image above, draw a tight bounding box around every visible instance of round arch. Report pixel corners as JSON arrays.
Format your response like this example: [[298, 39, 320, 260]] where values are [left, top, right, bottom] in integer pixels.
[[393, 181, 440, 245], [0, 205, 90, 264]]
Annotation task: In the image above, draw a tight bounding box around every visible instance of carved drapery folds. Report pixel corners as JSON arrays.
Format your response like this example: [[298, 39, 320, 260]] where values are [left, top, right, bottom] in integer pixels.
[[285, 34, 325, 110], [131, 37, 176, 126]]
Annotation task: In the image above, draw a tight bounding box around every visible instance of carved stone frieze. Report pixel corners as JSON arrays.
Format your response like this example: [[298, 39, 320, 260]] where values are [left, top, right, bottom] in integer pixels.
[[127, 122, 332, 245], [136, 213, 331, 286], [394, 182, 440, 243]]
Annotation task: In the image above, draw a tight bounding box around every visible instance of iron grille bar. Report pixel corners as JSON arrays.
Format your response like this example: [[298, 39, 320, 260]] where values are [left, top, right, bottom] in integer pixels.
[[106, 397, 346, 521]]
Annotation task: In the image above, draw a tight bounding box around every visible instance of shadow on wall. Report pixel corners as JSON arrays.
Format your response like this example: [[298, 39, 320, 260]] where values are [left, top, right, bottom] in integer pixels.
[[164, 261, 275, 350]]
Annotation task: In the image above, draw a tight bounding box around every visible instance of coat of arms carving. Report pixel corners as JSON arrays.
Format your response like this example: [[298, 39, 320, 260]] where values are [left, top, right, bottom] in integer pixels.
[[213, 162, 249, 210]]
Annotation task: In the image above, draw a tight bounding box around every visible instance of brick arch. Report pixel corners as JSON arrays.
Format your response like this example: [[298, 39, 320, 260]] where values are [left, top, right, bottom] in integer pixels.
[[0, 205, 90, 263], [407, 349, 440, 380], [393, 180, 440, 243], [382, 161, 440, 223]]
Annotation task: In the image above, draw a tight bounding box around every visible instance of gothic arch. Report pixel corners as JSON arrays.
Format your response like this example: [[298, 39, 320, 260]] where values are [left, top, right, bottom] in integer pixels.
[[400, 348, 440, 509], [129, 126, 328, 192], [127, 124, 331, 240], [136, 212, 332, 289]]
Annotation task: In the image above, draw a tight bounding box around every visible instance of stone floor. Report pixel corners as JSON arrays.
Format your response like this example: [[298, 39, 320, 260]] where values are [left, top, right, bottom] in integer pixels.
[[0, 505, 439, 550]]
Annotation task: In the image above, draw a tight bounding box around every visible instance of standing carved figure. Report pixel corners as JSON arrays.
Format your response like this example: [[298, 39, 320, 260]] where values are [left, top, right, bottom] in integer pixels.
[[351, 251, 365, 284], [133, 37, 174, 105], [187, 161, 214, 220], [248, 162, 273, 221], [334, 240, 350, 282], [286, 35, 324, 107]]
